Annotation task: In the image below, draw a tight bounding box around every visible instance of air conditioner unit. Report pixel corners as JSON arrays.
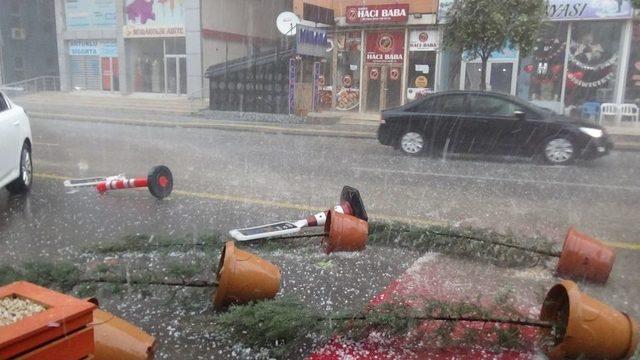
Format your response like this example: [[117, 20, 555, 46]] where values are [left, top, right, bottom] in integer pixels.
[[11, 28, 26, 40]]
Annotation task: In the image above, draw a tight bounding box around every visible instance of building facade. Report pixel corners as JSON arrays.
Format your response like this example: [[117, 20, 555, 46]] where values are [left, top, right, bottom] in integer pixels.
[[54, 0, 287, 96], [293, 0, 640, 120], [0, 0, 59, 85], [292, 0, 439, 113]]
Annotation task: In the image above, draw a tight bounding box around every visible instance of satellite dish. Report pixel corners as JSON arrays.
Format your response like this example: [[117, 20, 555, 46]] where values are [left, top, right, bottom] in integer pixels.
[[276, 11, 300, 36]]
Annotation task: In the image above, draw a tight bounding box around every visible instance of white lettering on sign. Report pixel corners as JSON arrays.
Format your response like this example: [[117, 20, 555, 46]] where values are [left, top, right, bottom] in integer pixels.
[[381, 9, 406, 17], [346, 4, 409, 23], [123, 25, 185, 38], [358, 9, 378, 18], [366, 53, 403, 61]]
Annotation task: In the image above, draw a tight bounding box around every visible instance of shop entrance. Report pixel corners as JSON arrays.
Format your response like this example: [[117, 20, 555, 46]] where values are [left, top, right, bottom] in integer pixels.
[[165, 55, 186, 95], [364, 65, 402, 112], [462, 60, 517, 95]]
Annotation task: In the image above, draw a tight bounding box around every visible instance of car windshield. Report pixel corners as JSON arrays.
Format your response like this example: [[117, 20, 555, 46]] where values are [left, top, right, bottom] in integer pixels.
[[1, 1, 639, 359]]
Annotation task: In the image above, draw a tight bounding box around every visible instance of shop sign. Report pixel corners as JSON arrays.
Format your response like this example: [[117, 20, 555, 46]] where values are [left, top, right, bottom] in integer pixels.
[[123, 0, 185, 38], [369, 68, 380, 81], [546, 0, 632, 21], [69, 40, 118, 57], [409, 30, 439, 51], [123, 26, 185, 38], [296, 25, 329, 58], [65, 0, 117, 29], [414, 75, 428, 88], [346, 4, 409, 24], [365, 31, 405, 64], [288, 58, 296, 114]]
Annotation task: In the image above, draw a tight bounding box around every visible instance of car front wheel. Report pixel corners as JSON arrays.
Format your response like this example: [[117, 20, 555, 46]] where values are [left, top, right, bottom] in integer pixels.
[[543, 137, 575, 165], [399, 131, 426, 155], [6, 143, 33, 194]]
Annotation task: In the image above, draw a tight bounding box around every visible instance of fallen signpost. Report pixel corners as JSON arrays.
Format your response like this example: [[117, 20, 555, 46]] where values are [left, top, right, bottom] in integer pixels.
[[64, 165, 173, 200]]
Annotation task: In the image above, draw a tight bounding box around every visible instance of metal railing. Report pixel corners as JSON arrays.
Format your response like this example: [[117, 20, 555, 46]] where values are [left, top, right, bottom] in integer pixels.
[[0, 76, 60, 97]]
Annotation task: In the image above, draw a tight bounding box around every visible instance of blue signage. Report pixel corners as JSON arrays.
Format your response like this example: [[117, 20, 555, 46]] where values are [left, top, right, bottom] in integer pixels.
[[296, 25, 330, 58], [69, 40, 118, 57], [65, 0, 117, 29]]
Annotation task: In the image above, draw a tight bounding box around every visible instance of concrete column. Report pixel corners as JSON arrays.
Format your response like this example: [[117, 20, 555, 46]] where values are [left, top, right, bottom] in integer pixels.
[[185, 0, 203, 98], [115, 0, 129, 94], [54, 0, 71, 91]]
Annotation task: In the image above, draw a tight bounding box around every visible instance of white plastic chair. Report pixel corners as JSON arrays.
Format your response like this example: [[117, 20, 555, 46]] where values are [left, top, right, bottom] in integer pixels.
[[599, 103, 618, 124], [619, 103, 640, 124]]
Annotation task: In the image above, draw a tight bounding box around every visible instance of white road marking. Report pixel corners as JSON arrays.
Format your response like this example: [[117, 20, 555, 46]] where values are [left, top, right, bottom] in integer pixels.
[[353, 167, 640, 192]]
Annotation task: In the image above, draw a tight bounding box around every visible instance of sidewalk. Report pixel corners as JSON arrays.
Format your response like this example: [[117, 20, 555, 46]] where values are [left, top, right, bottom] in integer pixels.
[[12, 91, 640, 150]]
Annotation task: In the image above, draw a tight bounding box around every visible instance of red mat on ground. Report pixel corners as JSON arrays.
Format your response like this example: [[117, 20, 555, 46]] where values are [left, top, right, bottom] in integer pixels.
[[309, 253, 550, 359]]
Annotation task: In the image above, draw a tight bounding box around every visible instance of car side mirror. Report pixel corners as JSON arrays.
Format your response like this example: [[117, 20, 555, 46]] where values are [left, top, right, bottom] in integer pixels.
[[514, 111, 526, 121]]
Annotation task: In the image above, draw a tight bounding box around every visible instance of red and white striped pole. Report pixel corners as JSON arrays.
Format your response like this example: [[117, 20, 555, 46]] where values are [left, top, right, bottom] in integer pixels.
[[96, 177, 148, 192], [95, 165, 173, 199]]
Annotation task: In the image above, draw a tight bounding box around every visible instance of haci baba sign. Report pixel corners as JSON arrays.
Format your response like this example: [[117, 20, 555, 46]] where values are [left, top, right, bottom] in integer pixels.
[[346, 4, 409, 24], [366, 31, 405, 64]]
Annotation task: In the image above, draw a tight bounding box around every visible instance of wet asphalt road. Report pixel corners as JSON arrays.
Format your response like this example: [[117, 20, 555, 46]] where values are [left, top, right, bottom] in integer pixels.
[[2, 116, 640, 357], [2, 116, 639, 276], [4, 116, 640, 244]]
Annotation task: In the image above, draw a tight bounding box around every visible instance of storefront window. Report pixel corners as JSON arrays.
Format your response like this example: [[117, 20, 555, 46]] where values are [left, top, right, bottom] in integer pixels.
[[564, 21, 622, 115], [335, 32, 361, 111], [407, 30, 438, 102], [625, 22, 640, 105], [128, 38, 187, 94], [517, 23, 568, 112]]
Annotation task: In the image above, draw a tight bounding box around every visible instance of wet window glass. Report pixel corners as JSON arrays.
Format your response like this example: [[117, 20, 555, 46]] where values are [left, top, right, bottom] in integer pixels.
[[469, 95, 523, 116]]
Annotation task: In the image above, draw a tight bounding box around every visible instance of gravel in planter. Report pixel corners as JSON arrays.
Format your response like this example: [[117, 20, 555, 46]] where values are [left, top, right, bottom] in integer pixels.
[[0, 296, 47, 326]]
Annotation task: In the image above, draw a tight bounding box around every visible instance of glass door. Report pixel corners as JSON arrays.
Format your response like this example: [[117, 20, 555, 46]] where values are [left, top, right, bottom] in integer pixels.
[[365, 65, 403, 112], [384, 66, 402, 109], [489, 62, 514, 94], [164, 55, 187, 95], [463, 61, 516, 94], [365, 66, 382, 112]]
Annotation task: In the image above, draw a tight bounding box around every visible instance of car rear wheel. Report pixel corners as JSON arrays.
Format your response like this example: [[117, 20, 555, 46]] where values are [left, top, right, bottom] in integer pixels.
[[543, 137, 575, 165], [6, 143, 33, 194], [399, 131, 425, 155]]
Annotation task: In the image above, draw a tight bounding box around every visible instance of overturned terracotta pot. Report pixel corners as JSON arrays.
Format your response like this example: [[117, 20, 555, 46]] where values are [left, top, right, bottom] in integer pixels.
[[213, 241, 281, 309], [323, 210, 368, 254], [93, 308, 156, 360], [556, 227, 616, 284], [540, 280, 638, 360]]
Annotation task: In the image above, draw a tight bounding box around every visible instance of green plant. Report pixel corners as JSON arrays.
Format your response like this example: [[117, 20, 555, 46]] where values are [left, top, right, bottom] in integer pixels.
[[368, 221, 555, 268], [216, 297, 320, 357], [0, 261, 82, 292], [443, 0, 546, 90]]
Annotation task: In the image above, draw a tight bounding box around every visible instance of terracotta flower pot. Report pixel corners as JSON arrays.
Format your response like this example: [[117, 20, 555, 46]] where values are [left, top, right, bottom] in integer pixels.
[[540, 280, 638, 360], [93, 309, 156, 360], [213, 241, 281, 309], [323, 210, 368, 254], [556, 227, 616, 284]]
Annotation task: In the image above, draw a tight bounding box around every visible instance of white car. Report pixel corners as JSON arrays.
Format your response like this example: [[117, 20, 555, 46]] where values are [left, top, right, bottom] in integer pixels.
[[0, 91, 33, 194]]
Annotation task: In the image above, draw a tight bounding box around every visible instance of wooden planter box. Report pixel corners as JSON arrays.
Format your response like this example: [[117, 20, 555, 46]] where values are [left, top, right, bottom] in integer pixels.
[[0, 281, 96, 359]]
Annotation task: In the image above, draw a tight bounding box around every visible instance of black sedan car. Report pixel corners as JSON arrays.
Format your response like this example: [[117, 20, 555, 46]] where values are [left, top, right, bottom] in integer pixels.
[[377, 91, 613, 164]]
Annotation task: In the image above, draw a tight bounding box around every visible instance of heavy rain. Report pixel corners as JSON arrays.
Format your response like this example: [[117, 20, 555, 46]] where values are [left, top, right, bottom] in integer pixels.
[[1, 0, 639, 359]]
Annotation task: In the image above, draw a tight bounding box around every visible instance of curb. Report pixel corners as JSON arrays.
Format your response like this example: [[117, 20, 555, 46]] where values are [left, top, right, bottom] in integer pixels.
[[29, 112, 378, 140]]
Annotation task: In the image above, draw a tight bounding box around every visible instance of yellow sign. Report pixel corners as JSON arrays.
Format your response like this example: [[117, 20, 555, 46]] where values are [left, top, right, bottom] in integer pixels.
[[415, 75, 428, 88]]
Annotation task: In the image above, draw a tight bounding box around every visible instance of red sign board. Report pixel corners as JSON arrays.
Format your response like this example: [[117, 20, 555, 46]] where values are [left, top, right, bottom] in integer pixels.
[[346, 4, 409, 24], [365, 31, 405, 64]]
